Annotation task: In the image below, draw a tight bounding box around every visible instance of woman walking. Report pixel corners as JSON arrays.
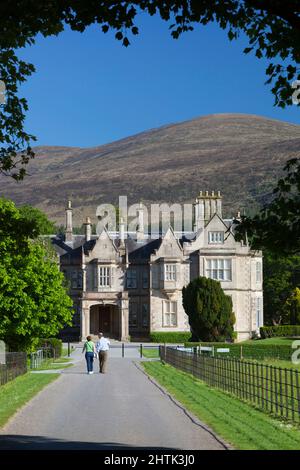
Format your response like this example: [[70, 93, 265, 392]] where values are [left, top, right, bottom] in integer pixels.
[[82, 336, 96, 374]]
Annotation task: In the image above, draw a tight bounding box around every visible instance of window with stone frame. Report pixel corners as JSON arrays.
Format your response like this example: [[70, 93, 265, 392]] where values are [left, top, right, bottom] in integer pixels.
[[99, 266, 111, 287], [164, 264, 176, 281], [208, 231, 224, 244], [256, 297, 262, 328], [256, 261, 262, 283], [163, 301, 177, 327], [206, 259, 232, 281], [127, 269, 137, 289]]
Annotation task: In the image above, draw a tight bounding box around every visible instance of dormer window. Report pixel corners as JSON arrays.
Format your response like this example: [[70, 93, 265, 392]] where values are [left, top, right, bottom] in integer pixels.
[[165, 264, 176, 281], [208, 231, 224, 244], [99, 266, 111, 287]]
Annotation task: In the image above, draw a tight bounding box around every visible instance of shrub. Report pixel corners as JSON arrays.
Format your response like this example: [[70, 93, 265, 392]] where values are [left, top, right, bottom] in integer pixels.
[[38, 338, 62, 357], [260, 325, 300, 339], [182, 277, 235, 342], [149, 332, 192, 343]]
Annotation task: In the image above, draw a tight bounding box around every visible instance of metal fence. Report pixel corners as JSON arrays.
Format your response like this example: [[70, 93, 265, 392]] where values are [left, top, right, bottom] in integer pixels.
[[160, 346, 300, 424], [0, 352, 27, 386], [30, 347, 54, 369]]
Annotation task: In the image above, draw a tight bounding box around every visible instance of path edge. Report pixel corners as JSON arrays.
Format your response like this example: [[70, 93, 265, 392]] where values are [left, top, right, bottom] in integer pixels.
[[134, 360, 234, 451]]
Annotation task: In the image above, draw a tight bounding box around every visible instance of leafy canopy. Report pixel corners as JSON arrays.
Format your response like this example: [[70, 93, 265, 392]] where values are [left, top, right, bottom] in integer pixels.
[[235, 158, 300, 256], [263, 251, 300, 326], [0, 198, 73, 351], [0, 1, 299, 179], [18, 204, 56, 235]]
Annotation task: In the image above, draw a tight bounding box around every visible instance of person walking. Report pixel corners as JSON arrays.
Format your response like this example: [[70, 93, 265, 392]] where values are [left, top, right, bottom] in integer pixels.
[[96, 332, 110, 373], [82, 335, 96, 374]]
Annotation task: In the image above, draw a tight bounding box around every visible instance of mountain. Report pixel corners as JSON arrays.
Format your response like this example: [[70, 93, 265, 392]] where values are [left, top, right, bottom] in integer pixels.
[[0, 113, 299, 225]]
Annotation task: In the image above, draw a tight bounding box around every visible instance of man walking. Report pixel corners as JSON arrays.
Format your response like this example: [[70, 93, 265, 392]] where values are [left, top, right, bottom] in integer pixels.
[[96, 332, 110, 373]]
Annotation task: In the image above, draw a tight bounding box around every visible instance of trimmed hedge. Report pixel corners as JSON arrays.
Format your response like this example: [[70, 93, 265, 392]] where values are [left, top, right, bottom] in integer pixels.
[[38, 338, 62, 358], [260, 325, 300, 339], [185, 341, 293, 361], [149, 332, 192, 344]]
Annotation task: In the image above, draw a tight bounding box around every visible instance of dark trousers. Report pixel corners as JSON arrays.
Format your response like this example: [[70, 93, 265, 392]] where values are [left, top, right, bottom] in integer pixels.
[[85, 352, 94, 372], [99, 351, 108, 373]]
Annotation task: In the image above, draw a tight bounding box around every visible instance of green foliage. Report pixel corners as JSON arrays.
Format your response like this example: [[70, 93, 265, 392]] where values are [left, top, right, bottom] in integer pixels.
[[260, 325, 300, 339], [182, 277, 235, 342], [0, 198, 73, 351], [38, 338, 63, 357], [18, 204, 56, 235], [285, 288, 300, 325], [235, 158, 300, 256], [149, 332, 192, 343], [0, 197, 39, 251], [263, 251, 300, 325], [0, 2, 299, 178], [0, 49, 35, 180], [185, 341, 294, 361]]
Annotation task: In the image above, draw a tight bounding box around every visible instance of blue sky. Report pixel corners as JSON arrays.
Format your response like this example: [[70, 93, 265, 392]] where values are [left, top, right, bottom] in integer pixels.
[[18, 13, 300, 148]]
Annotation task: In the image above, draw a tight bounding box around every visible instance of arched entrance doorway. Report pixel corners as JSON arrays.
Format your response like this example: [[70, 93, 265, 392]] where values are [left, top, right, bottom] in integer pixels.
[[90, 304, 119, 338]]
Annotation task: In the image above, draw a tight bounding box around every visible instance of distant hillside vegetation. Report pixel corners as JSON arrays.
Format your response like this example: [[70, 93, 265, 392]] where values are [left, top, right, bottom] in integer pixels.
[[0, 113, 299, 225]]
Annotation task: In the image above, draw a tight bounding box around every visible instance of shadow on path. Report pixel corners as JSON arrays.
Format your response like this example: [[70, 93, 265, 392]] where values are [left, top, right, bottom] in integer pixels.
[[0, 434, 176, 450]]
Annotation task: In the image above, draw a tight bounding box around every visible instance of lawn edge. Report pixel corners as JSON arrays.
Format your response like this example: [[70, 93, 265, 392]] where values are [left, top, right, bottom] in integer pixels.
[[0, 372, 61, 430], [135, 360, 233, 450]]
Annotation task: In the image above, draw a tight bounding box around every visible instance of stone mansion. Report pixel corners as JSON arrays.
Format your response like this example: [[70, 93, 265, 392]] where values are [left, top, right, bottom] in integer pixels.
[[52, 191, 263, 342]]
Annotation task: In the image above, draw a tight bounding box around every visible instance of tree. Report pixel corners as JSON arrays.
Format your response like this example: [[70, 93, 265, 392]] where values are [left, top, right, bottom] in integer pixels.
[[235, 158, 300, 256], [284, 287, 300, 325], [0, 1, 299, 179], [182, 276, 235, 342], [263, 251, 300, 325], [0, 198, 73, 351], [19, 204, 56, 235]]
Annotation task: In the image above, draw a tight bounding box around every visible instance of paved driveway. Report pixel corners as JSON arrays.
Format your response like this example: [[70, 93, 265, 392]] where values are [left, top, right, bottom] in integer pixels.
[[0, 347, 227, 450]]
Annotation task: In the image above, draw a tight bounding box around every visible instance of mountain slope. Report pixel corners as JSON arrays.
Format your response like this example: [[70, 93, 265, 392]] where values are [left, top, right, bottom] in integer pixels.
[[0, 113, 299, 225]]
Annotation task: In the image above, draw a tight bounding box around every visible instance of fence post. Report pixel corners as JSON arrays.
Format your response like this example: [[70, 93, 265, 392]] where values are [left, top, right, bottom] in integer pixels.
[[140, 343, 143, 358], [122, 343, 124, 358], [68, 342, 70, 357], [240, 345, 243, 360]]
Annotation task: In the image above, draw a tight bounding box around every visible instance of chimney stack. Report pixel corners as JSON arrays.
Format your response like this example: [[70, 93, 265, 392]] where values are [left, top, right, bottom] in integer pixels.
[[194, 190, 223, 231], [136, 202, 144, 242], [84, 216, 92, 241], [119, 217, 125, 246], [65, 200, 73, 244]]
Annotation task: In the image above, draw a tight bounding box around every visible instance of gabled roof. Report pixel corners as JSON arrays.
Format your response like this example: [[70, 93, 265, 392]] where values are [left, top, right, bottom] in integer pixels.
[[128, 238, 162, 261], [60, 245, 83, 264]]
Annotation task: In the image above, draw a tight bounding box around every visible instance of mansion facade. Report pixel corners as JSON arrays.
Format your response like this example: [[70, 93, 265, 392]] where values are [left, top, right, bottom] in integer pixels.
[[52, 192, 263, 342]]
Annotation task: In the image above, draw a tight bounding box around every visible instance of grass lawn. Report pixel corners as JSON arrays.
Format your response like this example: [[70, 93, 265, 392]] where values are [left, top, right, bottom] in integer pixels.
[[142, 361, 300, 450], [0, 372, 59, 428], [62, 345, 76, 357], [52, 357, 72, 363], [243, 337, 298, 346], [246, 357, 300, 370], [142, 348, 160, 358], [34, 360, 73, 371]]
